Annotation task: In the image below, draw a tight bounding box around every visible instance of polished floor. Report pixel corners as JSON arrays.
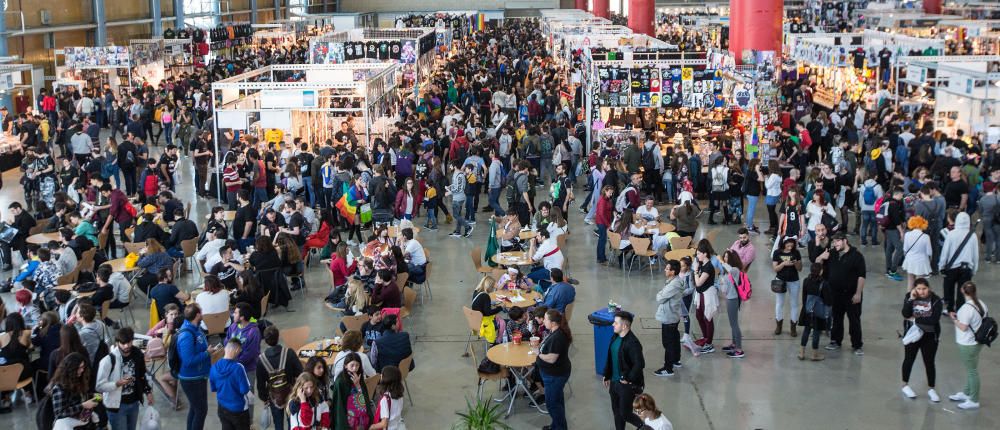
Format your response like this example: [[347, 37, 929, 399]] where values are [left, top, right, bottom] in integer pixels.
[[1, 149, 998, 430]]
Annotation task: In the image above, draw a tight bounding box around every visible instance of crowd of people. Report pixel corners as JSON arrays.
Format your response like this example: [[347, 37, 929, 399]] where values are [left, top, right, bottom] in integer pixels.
[[0, 11, 997, 430]]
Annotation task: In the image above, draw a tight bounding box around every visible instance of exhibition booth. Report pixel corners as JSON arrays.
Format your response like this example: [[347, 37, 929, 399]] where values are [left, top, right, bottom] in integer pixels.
[[308, 27, 436, 97], [128, 38, 193, 90], [896, 55, 1000, 141], [53, 46, 132, 95], [0, 63, 35, 171]]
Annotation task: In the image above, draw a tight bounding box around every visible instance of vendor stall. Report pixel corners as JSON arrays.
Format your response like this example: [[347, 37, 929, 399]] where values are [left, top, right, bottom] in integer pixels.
[[0, 63, 34, 171], [896, 55, 1000, 140], [308, 28, 436, 98], [53, 46, 131, 96]]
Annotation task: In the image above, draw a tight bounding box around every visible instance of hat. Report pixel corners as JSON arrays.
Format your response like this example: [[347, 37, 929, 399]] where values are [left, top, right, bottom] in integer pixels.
[[832, 232, 847, 241], [143, 204, 157, 214], [507, 267, 519, 274], [870, 148, 882, 160]]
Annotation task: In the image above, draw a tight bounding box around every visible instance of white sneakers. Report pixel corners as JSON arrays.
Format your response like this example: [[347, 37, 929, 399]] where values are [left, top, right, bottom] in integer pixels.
[[949, 392, 980, 409], [902, 385, 917, 399], [928, 389, 940, 403]]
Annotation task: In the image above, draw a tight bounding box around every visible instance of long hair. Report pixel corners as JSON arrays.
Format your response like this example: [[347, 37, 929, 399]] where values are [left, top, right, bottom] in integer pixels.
[[696, 239, 715, 260], [145, 238, 166, 254], [57, 324, 87, 359], [376, 365, 405, 400], [961, 281, 984, 313], [722, 250, 744, 272], [286, 373, 321, 416], [545, 309, 572, 344], [304, 356, 329, 388], [48, 352, 90, 394]]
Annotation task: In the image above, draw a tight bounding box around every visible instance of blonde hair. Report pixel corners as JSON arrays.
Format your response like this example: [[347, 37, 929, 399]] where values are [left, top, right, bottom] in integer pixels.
[[632, 393, 662, 419], [286, 373, 321, 416], [475, 275, 496, 293], [345, 279, 368, 309]]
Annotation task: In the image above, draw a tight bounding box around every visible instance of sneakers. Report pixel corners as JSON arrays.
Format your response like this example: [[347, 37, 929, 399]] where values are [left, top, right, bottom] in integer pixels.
[[672, 361, 682, 368], [902, 385, 917, 399], [584, 219, 595, 225], [887, 272, 903, 281], [722, 344, 737, 353], [824, 342, 841, 351], [949, 392, 970, 402], [726, 349, 745, 358], [853, 348, 864, 356], [448, 232, 462, 238], [653, 367, 675, 377], [928, 389, 940, 403], [463, 226, 475, 238], [958, 400, 980, 410], [700, 344, 716, 354]]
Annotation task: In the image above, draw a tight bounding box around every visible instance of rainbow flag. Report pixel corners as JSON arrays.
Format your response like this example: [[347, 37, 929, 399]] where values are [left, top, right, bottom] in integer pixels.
[[335, 184, 364, 224], [477, 14, 486, 31]]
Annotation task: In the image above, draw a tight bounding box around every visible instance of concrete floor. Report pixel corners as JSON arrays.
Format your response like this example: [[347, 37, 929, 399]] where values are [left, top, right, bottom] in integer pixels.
[[2, 148, 999, 430]]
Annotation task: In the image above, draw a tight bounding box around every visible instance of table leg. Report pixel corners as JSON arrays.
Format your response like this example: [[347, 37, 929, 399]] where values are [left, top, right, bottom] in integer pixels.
[[504, 367, 548, 417]]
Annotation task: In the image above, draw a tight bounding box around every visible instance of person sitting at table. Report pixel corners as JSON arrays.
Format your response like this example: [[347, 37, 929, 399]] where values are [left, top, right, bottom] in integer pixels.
[[331, 278, 369, 316], [499, 306, 531, 344], [14, 289, 40, 327], [44, 201, 70, 233], [30, 311, 61, 388], [9, 244, 41, 290], [59, 226, 92, 261], [371, 315, 413, 372], [258, 208, 287, 240], [149, 267, 188, 318], [390, 246, 408, 278], [135, 238, 174, 295], [532, 201, 552, 230], [68, 211, 98, 247], [670, 197, 700, 238], [529, 306, 550, 339], [146, 302, 183, 408], [498, 213, 522, 252], [332, 330, 377, 380], [210, 243, 244, 290], [471, 276, 503, 320], [89, 266, 119, 323], [371, 269, 401, 309], [232, 271, 264, 320], [50, 240, 77, 277], [1, 202, 37, 272], [547, 207, 569, 239], [542, 268, 576, 314], [400, 228, 426, 281], [636, 195, 660, 222], [275, 233, 304, 276], [359, 308, 387, 349], [526, 228, 565, 291], [249, 235, 282, 272], [52, 289, 78, 323], [196, 275, 231, 329], [651, 230, 680, 254], [302, 209, 335, 258], [195, 226, 226, 269], [611, 209, 645, 268], [0, 313, 32, 410], [495, 267, 534, 292], [166, 208, 199, 258], [133, 210, 169, 245], [202, 207, 228, 244]]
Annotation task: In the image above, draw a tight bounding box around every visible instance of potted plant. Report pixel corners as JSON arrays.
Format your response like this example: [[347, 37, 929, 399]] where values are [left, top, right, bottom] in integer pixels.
[[454, 397, 513, 430]]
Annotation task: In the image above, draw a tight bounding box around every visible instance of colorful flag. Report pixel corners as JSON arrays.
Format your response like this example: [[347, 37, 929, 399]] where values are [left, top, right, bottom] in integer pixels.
[[335, 184, 363, 224], [477, 14, 486, 31]]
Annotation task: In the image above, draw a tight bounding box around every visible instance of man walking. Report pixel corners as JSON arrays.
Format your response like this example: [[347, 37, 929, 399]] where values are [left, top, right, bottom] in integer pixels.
[[654, 260, 685, 377], [177, 304, 219, 430], [883, 187, 906, 281], [826, 232, 867, 356], [210, 338, 253, 430], [603, 311, 645, 430], [487, 150, 506, 216]]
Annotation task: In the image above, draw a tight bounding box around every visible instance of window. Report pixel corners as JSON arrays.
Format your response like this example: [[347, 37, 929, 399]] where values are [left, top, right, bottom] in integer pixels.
[[183, 0, 220, 29]]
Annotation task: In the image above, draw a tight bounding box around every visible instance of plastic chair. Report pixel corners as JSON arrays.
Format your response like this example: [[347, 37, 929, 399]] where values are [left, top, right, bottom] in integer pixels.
[[462, 306, 485, 358], [338, 315, 368, 336], [469, 246, 493, 277], [470, 346, 508, 402], [279, 326, 311, 352], [0, 363, 31, 402], [123, 242, 145, 255], [564, 302, 575, 323], [56, 267, 80, 286], [179, 237, 199, 274], [628, 236, 657, 275], [669, 236, 692, 251], [202, 312, 229, 338], [394, 272, 410, 291], [97, 230, 109, 251], [399, 287, 417, 319], [260, 292, 271, 318], [398, 355, 414, 406], [607, 231, 623, 263], [124, 227, 135, 243], [410, 262, 432, 304]]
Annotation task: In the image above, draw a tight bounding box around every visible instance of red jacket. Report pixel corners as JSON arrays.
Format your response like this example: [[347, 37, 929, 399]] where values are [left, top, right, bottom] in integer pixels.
[[449, 136, 469, 161], [328, 254, 357, 287], [287, 399, 330, 430], [393, 189, 422, 218], [596, 195, 613, 227]]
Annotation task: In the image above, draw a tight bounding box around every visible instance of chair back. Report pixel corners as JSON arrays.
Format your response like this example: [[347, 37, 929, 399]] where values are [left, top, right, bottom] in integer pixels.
[[556, 233, 567, 250], [97, 231, 109, 251], [340, 315, 368, 334], [631, 236, 653, 256], [564, 302, 575, 323], [260, 292, 271, 318], [56, 267, 80, 285], [80, 248, 97, 272], [669, 236, 692, 250], [607, 231, 622, 249], [462, 306, 484, 335], [180, 237, 199, 258], [0, 363, 25, 392], [470, 246, 484, 271], [279, 326, 311, 352], [398, 355, 413, 381], [124, 242, 145, 255], [394, 272, 409, 291], [202, 311, 229, 336], [365, 374, 380, 399], [401, 288, 417, 316], [124, 227, 135, 242]]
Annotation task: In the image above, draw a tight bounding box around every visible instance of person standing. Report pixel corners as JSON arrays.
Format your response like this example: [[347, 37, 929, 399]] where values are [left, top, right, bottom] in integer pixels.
[[257, 326, 304, 430], [95, 327, 154, 430], [798, 264, 831, 361], [883, 188, 906, 282], [771, 237, 802, 337], [900, 278, 943, 402], [692, 242, 718, 353], [210, 338, 253, 430], [487, 150, 506, 217], [654, 260, 684, 377], [938, 212, 978, 314], [603, 311, 644, 430], [826, 232, 867, 355], [901, 216, 933, 290], [948, 281, 988, 410], [536, 309, 572, 430], [176, 304, 220, 430], [719, 251, 746, 358], [446, 161, 473, 238], [595, 185, 614, 265]]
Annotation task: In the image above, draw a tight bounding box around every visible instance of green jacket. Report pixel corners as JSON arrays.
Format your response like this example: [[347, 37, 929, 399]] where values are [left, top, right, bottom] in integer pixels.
[[330, 372, 372, 429], [75, 221, 99, 246]]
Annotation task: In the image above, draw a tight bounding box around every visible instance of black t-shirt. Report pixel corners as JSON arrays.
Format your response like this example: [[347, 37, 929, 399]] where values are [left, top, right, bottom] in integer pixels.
[[943, 180, 969, 208], [695, 262, 715, 293], [378, 42, 390, 60], [288, 212, 306, 245], [535, 329, 571, 376], [389, 41, 402, 60], [878, 48, 892, 68], [365, 42, 378, 59], [828, 246, 866, 297], [781, 203, 803, 237], [772, 248, 802, 282], [853, 48, 866, 69], [210, 260, 239, 290], [232, 204, 256, 239]]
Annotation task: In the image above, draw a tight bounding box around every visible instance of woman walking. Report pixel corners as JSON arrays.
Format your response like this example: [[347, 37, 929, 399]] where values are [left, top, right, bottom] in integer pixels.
[[719, 250, 745, 358], [949, 281, 988, 410], [798, 264, 831, 361], [900, 278, 943, 402], [595, 186, 614, 265], [764, 160, 782, 236], [771, 237, 803, 336], [901, 216, 933, 291]]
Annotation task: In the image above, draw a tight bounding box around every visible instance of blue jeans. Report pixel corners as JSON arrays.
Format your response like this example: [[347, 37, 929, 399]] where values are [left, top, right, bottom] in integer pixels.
[[597, 224, 608, 263], [452, 200, 469, 233], [985, 220, 1000, 259], [180, 378, 208, 430], [108, 400, 140, 430], [860, 211, 877, 244], [540, 370, 569, 430], [163, 123, 174, 146], [465, 194, 477, 222], [168, 247, 184, 258], [252, 187, 268, 211], [303, 176, 315, 207], [663, 177, 675, 203], [745, 195, 759, 228], [425, 199, 438, 227], [527, 266, 551, 291], [269, 403, 286, 430], [488, 187, 506, 216]]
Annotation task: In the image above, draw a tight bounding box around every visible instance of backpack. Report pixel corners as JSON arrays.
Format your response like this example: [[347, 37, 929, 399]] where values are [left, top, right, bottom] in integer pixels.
[[539, 135, 553, 155], [875, 198, 892, 228], [167, 329, 184, 377], [642, 148, 657, 172], [35, 394, 55, 430], [259, 347, 293, 407], [728, 271, 752, 301], [971, 305, 998, 347], [506, 172, 522, 203], [615, 186, 635, 212], [862, 184, 876, 205]]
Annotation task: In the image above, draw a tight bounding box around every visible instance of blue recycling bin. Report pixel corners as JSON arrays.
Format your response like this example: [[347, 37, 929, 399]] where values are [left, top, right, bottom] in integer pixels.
[[589, 308, 617, 376]]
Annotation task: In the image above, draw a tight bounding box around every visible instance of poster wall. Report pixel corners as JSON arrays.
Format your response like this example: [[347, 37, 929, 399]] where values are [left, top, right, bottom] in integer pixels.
[[64, 46, 130, 68]]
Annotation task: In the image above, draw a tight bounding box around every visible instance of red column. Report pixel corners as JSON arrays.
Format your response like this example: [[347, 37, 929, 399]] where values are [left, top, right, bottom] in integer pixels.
[[729, 0, 783, 64], [592, 0, 610, 19], [923, 0, 943, 14], [575, 0, 587, 10], [627, 0, 655, 36]]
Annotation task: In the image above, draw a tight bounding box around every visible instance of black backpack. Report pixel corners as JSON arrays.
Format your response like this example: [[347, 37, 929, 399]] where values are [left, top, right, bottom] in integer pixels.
[[36, 394, 55, 430], [642, 148, 657, 171], [972, 305, 999, 347], [506, 172, 522, 203], [168, 329, 185, 377]]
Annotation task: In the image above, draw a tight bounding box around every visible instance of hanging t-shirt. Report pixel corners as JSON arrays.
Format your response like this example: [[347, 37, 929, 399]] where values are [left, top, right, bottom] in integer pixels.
[[366, 42, 378, 59], [353, 42, 365, 59], [389, 41, 402, 60], [345, 43, 359, 60], [852, 48, 866, 69], [378, 41, 390, 60], [177, 29, 190, 40], [878, 48, 892, 69], [163, 28, 176, 39]]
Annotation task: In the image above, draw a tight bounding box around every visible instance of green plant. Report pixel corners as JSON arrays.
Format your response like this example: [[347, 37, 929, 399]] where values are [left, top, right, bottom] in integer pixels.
[[453, 397, 513, 430]]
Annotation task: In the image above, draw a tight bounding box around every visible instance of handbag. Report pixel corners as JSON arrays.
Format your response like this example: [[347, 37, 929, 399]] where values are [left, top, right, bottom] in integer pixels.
[[477, 356, 501, 374], [901, 323, 924, 345], [258, 403, 272, 429], [359, 203, 373, 224], [0, 223, 19, 243], [770, 278, 787, 294]]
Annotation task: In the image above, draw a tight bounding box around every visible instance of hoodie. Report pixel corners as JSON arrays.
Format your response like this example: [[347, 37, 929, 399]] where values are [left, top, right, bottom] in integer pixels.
[[176, 319, 211, 380], [225, 321, 261, 373], [857, 179, 884, 211], [210, 358, 252, 413], [655, 276, 685, 325], [938, 212, 979, 274]]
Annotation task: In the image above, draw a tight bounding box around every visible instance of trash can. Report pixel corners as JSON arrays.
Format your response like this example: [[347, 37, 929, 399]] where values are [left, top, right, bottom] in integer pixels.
[[588, 308, 617, 376]]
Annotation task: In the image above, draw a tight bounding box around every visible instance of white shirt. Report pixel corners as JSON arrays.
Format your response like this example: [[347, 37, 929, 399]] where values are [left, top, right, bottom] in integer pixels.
[[331, 350, 377, 380], [765, 174, 782, 197], [805, 201, 835, 230], [547, 223, 568, 239], [636, 206, 659, 222], [196, 238, 226, 270], [532, 238, 564, 270], [377, 395, 407, 430], [196, 291, 231, 329], [403, 239, 426, 266], [955, 301, 988, 346], [644, 415, 674, 430]]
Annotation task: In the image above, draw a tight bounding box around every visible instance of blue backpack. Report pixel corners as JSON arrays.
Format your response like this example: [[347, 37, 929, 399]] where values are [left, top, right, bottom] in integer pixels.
[[863, 185, 876, 205]]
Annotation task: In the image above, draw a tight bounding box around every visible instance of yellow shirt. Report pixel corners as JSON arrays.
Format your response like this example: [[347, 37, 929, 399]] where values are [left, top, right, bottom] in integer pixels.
[[264, 129, 284, 145]]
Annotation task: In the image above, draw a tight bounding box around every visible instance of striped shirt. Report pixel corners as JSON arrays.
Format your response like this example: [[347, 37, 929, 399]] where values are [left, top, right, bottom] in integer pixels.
[[223, 167, 241, 192]]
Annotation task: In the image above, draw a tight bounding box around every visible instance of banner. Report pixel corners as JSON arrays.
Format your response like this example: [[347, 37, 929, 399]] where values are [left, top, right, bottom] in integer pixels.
[[64, 46, 130, 68]]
